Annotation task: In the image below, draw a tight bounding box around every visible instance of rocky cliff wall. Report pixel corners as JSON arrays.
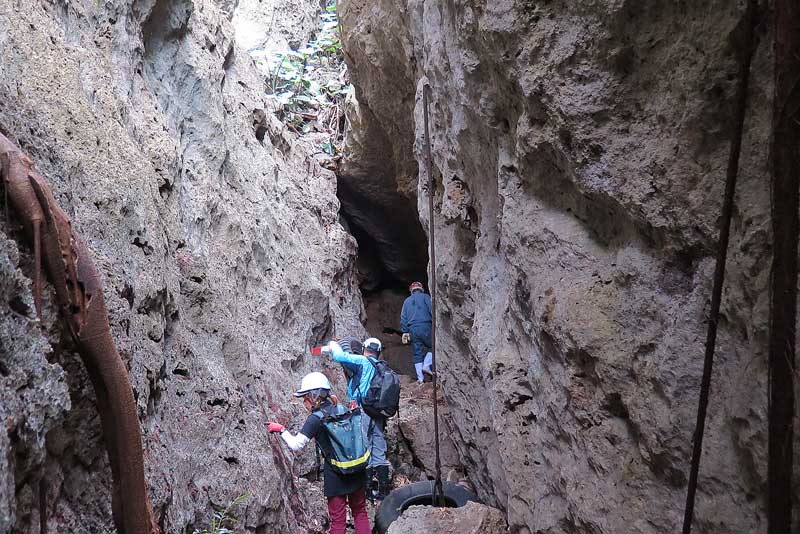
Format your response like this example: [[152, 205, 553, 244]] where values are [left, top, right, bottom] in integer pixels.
[[340, 1, 795, 533], [0, 0, 364, 531], [232, 0, 320, 53]]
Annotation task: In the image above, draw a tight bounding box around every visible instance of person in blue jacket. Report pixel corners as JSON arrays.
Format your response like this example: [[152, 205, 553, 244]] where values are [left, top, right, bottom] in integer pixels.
[[321, 337, 392, 500], [400, 281, 433, 383]]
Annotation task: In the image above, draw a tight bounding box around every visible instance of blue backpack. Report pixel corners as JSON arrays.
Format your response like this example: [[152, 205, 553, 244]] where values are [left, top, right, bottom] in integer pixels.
[[313, 405, 370, 475]]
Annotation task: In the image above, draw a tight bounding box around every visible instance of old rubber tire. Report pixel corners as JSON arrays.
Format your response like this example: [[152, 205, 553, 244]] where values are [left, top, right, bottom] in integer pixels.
[[373, 481, 479, 534]]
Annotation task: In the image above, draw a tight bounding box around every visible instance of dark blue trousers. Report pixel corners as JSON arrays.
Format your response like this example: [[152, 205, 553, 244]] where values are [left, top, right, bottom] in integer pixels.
[[409, 323, 432, 364]]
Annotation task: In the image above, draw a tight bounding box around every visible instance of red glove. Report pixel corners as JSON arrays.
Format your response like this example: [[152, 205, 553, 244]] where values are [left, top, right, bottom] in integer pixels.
[[311, 343, 331, 356], [267, 422, 285, 434]]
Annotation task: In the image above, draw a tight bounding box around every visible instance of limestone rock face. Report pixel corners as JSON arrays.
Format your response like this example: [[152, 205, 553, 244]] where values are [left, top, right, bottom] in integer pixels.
[[0, 234, 71, 533], [386, 502, 508, 534], [388, 377, 462, 481], [233, 0, 321, 53], [340, 0, 789, 532], [0, 0, 362, 531]]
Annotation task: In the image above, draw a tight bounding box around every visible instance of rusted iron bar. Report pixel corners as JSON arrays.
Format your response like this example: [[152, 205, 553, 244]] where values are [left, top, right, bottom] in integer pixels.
[[681, 1, 759, 531]]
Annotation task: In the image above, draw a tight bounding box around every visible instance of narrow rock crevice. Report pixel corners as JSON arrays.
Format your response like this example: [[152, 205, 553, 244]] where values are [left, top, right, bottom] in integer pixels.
[[0, 0, 793, 533]]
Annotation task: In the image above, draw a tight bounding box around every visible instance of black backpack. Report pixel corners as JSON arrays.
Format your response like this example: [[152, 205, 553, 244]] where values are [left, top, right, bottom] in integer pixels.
[[362, 358, 401, 418]]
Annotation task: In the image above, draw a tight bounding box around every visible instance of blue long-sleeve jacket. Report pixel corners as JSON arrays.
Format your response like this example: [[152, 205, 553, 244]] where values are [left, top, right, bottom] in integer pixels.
[[329, 341, 375, 405], [400, 291, 432, 332]]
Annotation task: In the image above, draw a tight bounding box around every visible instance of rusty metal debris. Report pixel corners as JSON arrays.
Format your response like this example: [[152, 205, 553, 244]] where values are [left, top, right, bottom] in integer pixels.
[[0, 132, 159, 534]]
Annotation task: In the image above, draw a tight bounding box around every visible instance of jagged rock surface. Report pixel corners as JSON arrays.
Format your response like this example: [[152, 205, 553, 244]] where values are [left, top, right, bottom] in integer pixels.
[[386, 502, 508, 534], [232, 0, 320, 53], [387, 377, 462, 482], [0, 0, 363, 532], [0, 234, 71, 533], [340, 1, 791, 532]]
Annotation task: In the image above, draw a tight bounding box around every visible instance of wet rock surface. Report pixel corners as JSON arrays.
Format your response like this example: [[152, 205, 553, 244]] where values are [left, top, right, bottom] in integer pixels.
[[0, 0, 362, 531], [386, 502, 508, 534], [340, 0, 791, 532]]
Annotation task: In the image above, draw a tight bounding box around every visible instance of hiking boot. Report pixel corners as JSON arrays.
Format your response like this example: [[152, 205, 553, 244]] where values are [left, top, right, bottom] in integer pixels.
[[365, 467, 377, 500], [375, 465, 391, 501]]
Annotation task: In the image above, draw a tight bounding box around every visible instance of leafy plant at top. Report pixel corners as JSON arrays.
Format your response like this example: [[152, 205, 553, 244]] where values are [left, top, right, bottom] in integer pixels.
[[248, 0, 349, 156], [192, 493, 249, 534]]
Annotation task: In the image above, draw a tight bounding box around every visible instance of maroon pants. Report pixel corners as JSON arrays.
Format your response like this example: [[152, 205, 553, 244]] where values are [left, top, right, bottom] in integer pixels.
[[327, 488, 371, 534]]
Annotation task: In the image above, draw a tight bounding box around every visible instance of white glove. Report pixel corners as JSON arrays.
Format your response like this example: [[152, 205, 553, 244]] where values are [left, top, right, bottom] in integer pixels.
[[401, 333, 411, 345]]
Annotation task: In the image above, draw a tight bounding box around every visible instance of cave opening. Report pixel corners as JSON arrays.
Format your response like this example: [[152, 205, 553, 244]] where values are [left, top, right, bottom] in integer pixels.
[[337, 184, 429, 378]]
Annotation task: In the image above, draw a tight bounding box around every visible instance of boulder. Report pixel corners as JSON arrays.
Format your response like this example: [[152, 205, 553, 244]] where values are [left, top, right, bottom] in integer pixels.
[[387, 502, 507, 534]]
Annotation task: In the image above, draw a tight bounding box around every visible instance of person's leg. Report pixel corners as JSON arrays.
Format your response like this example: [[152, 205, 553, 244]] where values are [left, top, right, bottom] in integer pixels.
[[364, 466, 375, 498], [369, 417, 392, 499], [415, 361, 424, 382], [422, 351, 433, 375], [410, 327, 425, 367], [363, 413, 375, 466], [327, 495, 347, 534], [347, 488, 371, 534], [361, 413, 378, 497], [369, 416, 389, 467], [361, 411, 372, 447], [419, 323, 433, 352], [375, 464, 391, 499]]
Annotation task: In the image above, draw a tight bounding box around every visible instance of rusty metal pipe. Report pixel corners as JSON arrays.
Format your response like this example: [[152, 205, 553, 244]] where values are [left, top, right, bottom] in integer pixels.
[[0, 132, 159, 534]]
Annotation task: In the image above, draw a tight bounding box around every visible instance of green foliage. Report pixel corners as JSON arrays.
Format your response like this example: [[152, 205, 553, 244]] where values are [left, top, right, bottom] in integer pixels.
[[258, 1, 347, 113], [192, 494, 249, 534], [249, 0, 348, 155]]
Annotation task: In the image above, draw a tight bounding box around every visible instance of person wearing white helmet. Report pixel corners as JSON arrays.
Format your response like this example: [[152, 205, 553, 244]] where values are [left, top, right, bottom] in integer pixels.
[[316, 337, 393, 500], [267, 372, 371, 534]]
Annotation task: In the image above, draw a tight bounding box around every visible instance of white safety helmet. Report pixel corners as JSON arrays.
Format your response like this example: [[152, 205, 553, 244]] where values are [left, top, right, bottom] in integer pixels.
[[294, 372, 332, 397], [363, 337, 382, 354]]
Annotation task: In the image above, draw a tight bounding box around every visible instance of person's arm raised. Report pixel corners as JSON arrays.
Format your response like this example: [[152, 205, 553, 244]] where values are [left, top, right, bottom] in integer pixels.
[[329, 340, 366, 366]]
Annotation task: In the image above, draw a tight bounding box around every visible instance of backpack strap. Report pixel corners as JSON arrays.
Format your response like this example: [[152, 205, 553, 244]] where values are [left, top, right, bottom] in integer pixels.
[[314, 404, 345, 423]]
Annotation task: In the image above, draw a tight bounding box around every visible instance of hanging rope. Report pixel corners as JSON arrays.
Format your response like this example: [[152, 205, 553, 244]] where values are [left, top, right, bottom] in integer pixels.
[[422, 82, 445, 506], [768, 0, 798, 531], [681, 2, 759, 532]]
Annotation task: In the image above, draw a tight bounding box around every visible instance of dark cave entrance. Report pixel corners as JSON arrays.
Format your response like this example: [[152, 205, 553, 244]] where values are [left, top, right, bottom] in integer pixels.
[[337, 178, 428, 378]]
